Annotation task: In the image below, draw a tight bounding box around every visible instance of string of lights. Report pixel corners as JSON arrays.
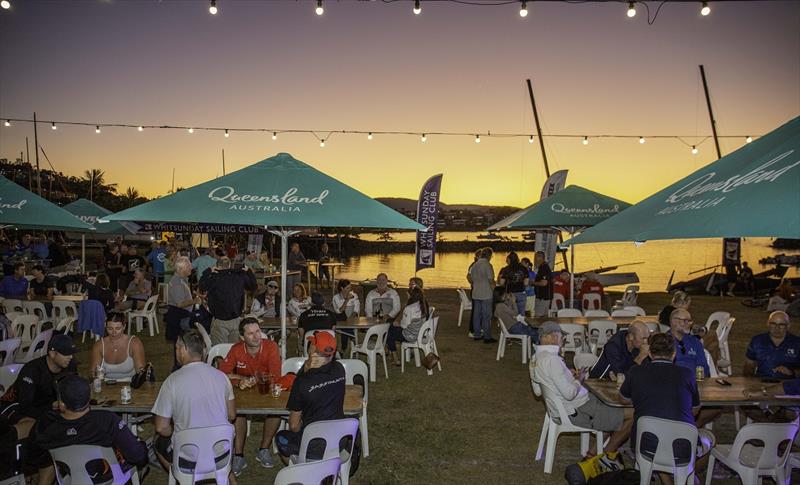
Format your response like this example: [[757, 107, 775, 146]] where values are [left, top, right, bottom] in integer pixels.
[[0, 116, 756, 155]]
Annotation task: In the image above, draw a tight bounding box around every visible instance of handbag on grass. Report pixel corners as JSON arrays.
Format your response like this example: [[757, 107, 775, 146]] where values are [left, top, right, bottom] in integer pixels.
[[420, 352, 440, 370], [131, 362, 155, 389]]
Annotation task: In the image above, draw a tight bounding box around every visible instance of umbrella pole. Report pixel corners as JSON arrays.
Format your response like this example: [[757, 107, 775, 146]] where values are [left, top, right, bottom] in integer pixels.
[[280, 232, 288, 360], [569, 231, 575, 309], [81, 234, 86, 274]]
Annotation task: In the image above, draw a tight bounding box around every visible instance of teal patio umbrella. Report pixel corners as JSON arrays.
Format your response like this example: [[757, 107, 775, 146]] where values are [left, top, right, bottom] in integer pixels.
[[63, 198, 140, 235], [566, 115, 800, 245], [0, 176, 93, 232], [102, 152, 424, 357], [488, 185, 631, 306]]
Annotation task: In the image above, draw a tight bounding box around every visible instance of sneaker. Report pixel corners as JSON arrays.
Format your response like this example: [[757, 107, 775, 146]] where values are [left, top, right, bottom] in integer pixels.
[[483, 338, 498, 344], [232, 455, 247, 476], [468, 332, 474, 338], [255, 448, 276, 468], [726, 291, 735, 297]]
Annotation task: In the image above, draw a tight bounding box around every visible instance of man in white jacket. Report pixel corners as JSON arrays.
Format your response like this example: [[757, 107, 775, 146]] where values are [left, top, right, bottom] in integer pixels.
[[364, 273, 401, 320], [531, 322, 633, 455]]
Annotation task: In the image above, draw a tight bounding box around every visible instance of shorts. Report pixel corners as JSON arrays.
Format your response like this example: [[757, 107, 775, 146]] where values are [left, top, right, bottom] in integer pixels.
[[210, 318, 241, 346], [275, 430, 326, 460], [570, 394, 624, 432], [0, 402, 22, 425], [534, 299, 551, 317]]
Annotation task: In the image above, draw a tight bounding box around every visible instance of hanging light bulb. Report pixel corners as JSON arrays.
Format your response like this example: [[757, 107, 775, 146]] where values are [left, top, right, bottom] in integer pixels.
[[413, 0, 421, 15], [315, 0, 324, 16], [691, 145, 698, 155], [700, 1, 710, 16], [582, 136, 589, 145], [745, 136, 752, 144], [626, 1, 636, 18], [272, 132, 277, 141], [639, 136, 645, 144], [224, 129, 229, 138], [188, 127, 194, 134], [320, 139, 325, 147], [519, 1, 528, 18], [208, 0, 217, 15], [367, 132, 373, 140], [474, 135, 481, 144], [51, 122, 57, 130], [3, 120, 9, 127], [0, 1, 10, 10], [528, 135, 534, 144], [95, 126, 101, 134], [421, 134, 427, 143], [137, 126, 143, 132]]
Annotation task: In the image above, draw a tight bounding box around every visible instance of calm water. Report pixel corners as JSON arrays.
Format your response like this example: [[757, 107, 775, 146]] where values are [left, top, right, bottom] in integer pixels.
[[336, 232, 799, 292]]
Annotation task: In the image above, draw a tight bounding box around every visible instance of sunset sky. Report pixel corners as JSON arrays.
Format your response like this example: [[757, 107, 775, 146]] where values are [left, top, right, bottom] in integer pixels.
[[0, 0, 797, 208]]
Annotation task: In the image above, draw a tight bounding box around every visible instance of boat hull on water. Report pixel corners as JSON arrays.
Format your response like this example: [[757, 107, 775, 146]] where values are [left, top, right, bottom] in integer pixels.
[[667, 266, 791, 295]]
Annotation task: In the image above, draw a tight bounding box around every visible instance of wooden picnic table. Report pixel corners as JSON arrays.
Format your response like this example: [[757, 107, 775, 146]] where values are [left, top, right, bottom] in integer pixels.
[[92, 381, 364, 416], [526, 315, 661, 327], [584, 376, 800, 408]]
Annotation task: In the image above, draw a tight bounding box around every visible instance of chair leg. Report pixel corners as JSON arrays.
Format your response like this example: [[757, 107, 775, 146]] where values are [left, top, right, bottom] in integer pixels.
[[535, 416, 549, 461], [522, 337, 528, 364], [148, 316, 155, 337], [544, 424, 558, 474], [401, 348, 405, 373], [413, 348, 421, 367], [496, 336, 504, 361], [360, 412, 369, 458], [380, 351, 388, 379], [368, 353, 376, 382], [704, 455, 715, 485], [457, 307, 463, 327]]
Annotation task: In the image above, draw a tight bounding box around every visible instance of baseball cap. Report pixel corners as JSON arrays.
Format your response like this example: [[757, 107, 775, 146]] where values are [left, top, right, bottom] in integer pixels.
[[306, 331, 337, 357], [49, 334, 77, 355], [267, 281, 279, 289], [57, 374, 91, 411], [311, 291, 325, 306], [540, 321, 562, 338]]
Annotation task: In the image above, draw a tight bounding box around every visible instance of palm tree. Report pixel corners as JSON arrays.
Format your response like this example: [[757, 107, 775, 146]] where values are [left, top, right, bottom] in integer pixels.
[[82, 169, 117, 201], [122, 187, 141, 208]]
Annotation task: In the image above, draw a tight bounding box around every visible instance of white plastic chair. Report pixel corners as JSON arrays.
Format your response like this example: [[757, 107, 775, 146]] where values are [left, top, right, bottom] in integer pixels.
[[168, 424, 235, 485], [582, 293, 602, 311], [54, 317, 76, 336], [715, 317, 734, 375], [456, 288, 472, 328], [644, 322, 661, 334], [587, 320, 618, 352], [704, 349, 719, 378], [0, 338, 21, 366], [703, 311, 730, 336], [22, 301, 52, 325], [610, 309, 636, 317], [401, 317, 440, 375], [537, 384, 604, 474], [549, 293, 566, 315], [705, 421, 799, 485], [12, 314, 40, 347], [573, 352, 599, 371], [51, 300, 78, 321], [290, 418, 359, 485], [557, 308, 582, 318], [623, 305, 646, 316], [15, 329, 53, 364], [339, 359, 370, 458], [127, 295, 159, 337], [1, 299, 23, 314], [636, 416, 698, 485], [584, 309, 610, 318], [658, 324, 670, 334], [0, 364, 23, 394], [194, 322, 212, 353], [282, 357, 306, 376], [206, 343, 234, 366], [274, 457, 342, 485], [50, 444, 140, 485], [559, 323, 586, 355], [349, 323, 390, 382], [496, 317, 530, 364], [614, 285, 639, 309]]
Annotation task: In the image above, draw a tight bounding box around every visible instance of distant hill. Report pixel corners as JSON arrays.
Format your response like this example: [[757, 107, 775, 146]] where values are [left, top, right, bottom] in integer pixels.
[[376, 197, 521, 213]]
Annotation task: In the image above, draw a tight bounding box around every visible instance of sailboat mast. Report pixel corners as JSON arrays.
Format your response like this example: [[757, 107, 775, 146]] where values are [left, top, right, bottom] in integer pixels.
[[699, 65, 722, 159]]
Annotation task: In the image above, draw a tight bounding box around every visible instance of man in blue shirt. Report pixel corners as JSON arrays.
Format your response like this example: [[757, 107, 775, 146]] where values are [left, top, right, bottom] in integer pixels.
[[589, 321, 650, 379], [669, 308, 710, 377], [744, 311, 800, 379], [0, 262, 28, 298], [146, 242, 167, 282], [31, 237, 49, 260]]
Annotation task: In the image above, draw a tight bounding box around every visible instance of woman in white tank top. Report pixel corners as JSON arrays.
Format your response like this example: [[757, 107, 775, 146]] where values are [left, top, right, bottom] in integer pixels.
[[90, 314, 146, 380]]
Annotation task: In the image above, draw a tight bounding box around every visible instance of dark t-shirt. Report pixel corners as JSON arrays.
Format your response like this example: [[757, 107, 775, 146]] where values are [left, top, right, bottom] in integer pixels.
[[29, 277, 54, 297], [286, 360, 345, 430], [121, 255, 146, 274], [0, 356, 77, 420], [298, 306, 339, 333], [500, 263, 528, 294], [534, 262, 553, 300], [589, 330, 643, 378], [745, 333, 800, 378], [658, 305, 676, 327], [620, 359, 700, 460], [29, 409, 147, 470]]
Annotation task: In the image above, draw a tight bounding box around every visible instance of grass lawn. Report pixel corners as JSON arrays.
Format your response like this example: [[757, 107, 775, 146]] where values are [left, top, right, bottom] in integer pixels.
[[71, 289, 798, 484]]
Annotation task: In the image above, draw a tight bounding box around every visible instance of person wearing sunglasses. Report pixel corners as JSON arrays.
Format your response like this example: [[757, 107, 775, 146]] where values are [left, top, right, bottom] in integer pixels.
[[743, 311, 799, 379]]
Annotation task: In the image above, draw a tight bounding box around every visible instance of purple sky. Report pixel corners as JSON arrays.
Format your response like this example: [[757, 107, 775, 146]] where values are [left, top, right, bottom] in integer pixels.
[[0, 0, 798, 206]]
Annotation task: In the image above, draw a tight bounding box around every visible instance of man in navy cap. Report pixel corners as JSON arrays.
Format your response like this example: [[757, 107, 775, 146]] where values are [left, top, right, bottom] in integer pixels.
[[28, 375, 148, 484], [0, 334, 77, 424]]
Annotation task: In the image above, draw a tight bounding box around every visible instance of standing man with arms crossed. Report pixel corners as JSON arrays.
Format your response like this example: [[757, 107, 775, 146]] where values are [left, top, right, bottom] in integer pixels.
[[532, 251, 553, 317], [469, 248, 496, 344]]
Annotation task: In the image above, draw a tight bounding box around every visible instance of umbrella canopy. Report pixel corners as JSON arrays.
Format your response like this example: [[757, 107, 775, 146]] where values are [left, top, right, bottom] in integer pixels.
[[567, 115, 800, 245], [488, 185, 631, 231], [0, 176, 93, 231], [63, 198, 140, 235], [102, 152, 424, 230]]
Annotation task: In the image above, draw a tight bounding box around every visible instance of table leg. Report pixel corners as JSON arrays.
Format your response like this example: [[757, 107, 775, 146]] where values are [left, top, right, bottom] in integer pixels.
[[330, 267, 337, 297]]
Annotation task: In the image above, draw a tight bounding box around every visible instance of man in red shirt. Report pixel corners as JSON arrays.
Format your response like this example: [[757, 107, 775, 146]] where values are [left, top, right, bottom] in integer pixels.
[[218, 317, 282, 474], [552, 271, 572, 306], [579, 272, 605, 310]]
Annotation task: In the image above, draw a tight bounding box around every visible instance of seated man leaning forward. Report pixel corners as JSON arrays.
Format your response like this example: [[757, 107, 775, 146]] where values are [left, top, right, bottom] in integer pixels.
[[276, 331, 346, 464], [364, 273, 401, 321], [743, 311, 800, 379], [531, 322, 633, 459], [589, 321, 650, 379], [217, 317, 282, 474]]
